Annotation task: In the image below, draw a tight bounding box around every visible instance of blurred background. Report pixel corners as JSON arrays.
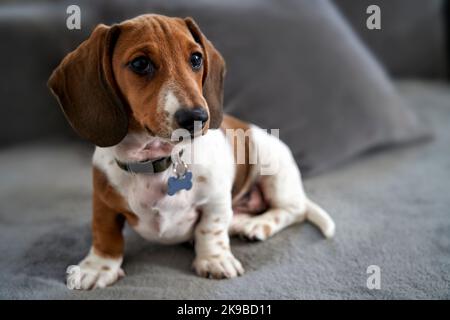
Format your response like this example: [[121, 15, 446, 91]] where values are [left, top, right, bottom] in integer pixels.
[[0, 0, 449, 299]]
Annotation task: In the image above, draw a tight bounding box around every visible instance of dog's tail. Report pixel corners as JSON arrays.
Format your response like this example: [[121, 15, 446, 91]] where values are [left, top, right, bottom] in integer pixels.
[[305, 198, 335, 238]]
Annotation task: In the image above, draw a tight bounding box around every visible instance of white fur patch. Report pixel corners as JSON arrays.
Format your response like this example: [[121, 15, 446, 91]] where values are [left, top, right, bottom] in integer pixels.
[[163, 90, 180, 119]]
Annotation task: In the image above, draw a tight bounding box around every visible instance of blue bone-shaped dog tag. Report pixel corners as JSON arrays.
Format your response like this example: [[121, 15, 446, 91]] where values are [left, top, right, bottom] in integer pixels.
[[167, 171, 193, 196]]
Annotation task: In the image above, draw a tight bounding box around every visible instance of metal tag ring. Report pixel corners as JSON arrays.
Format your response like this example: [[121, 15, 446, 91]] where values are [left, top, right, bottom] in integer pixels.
[[173, 161, 188, 178]]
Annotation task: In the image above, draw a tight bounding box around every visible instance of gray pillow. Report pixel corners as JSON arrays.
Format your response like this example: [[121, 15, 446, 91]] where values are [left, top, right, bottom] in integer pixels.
[[1, 0, 430, 176], [102, 0, 428, 175]]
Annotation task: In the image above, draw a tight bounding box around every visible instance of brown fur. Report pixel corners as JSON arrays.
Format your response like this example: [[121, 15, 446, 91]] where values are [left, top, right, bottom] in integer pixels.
[[221, 114, 257, 204], [48, 24, 127, 147], [112, 15, 207, 139], [92, 167, 139, 258]]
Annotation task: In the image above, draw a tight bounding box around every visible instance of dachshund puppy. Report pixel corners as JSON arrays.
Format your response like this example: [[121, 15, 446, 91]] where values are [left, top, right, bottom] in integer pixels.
[[48, 14, 335, 289]]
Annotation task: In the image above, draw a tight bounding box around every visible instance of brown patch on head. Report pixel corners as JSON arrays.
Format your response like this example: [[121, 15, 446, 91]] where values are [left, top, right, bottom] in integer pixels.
[[197, 175, 207, 183], [111, 14, 225, 139], [101, 265, 111, 271]]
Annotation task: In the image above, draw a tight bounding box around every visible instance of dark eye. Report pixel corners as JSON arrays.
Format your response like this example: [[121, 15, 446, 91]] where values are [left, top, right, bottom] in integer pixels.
[[190, 52, 203, 70], [129, 56, 153, 75]]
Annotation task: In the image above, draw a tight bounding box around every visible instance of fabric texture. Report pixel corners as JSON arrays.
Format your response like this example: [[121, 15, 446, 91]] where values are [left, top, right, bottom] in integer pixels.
[[0, 81, 448, 299], [0, 0, 430, 175]]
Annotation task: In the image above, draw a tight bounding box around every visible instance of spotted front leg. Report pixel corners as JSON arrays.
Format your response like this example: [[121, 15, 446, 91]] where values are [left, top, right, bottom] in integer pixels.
[[192, 203, 244, 279]]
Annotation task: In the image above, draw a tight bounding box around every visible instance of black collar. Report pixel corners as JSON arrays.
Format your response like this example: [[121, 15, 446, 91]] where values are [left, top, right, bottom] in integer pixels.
[[115, 156, 173, 174]]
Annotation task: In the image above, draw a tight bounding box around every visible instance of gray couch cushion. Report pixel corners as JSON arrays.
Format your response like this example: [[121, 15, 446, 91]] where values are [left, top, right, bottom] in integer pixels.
[[0, 0, 430, 176]]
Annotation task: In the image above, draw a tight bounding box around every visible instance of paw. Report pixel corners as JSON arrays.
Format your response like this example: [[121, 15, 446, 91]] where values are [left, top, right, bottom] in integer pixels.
[[67, 263, 124, 290], [231, 216, 274, 241], [192, 253, 244, 279], [66, 249, 124, 290]]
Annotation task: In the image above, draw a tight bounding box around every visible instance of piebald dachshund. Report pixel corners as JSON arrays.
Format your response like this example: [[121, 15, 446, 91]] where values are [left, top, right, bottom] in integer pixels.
[[48, 14, 335, 289]]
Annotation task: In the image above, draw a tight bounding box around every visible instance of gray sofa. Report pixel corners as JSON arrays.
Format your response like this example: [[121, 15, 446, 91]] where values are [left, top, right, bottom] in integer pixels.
[[0, 0, 449, 299]]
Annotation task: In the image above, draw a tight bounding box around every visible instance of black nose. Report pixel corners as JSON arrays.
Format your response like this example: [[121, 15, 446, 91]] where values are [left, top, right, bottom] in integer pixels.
[[174, 107, 208, 133]]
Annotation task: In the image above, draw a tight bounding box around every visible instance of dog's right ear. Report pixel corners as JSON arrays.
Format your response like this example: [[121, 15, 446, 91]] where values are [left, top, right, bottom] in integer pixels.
[[48, 24, 128, 147]]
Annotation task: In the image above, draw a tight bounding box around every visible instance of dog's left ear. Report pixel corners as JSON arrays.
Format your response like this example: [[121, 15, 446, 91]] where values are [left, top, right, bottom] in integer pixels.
[[184, 17, 225, 129]]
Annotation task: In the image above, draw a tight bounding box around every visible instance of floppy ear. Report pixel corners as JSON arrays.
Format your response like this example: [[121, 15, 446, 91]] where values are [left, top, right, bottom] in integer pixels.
[[185, 17, 225, 129], [48, 24, 128, 147]]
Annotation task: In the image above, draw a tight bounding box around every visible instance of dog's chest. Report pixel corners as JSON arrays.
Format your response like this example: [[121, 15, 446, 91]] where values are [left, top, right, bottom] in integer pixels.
[[124, 172, 199, 243], [93, 130, 234, 245]]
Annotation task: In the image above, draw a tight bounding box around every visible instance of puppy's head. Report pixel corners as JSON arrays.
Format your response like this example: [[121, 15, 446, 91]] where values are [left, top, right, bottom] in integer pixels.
[[48, 14, 225, 147]]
